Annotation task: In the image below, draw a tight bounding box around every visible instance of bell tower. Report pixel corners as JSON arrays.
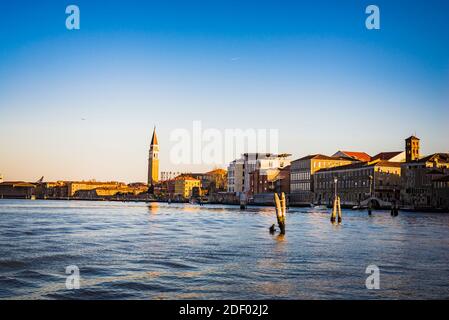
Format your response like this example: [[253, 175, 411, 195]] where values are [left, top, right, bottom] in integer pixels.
[[148, 127, 159, 186], [405, 135, 420, 162]]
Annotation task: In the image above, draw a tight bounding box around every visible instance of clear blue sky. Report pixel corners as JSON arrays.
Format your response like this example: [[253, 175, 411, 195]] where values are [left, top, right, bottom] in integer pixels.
[[1, 0, 448, 182]]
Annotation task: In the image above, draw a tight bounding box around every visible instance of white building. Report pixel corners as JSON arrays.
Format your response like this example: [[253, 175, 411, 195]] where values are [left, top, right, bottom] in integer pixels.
[[227, 153, 291, 195], [227, 159, 244, 194]]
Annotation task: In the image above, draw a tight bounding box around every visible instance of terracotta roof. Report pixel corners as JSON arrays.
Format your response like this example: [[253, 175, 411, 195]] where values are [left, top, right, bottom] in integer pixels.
[[295, 154, 355, 162], [371, 151, 403, 161], [206, 169, 227, 175], [174, 176, 200, 181], [338, 151, 371, 162], [406, 135, 420, 140]]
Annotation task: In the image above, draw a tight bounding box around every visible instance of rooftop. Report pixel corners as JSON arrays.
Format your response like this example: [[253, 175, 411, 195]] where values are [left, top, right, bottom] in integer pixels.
[[411, 153, 449, 164], [315, 160, 401, 173], [295, 154, 354, 161], [335, 151, 372, 162], [371, 151, 403, 161]]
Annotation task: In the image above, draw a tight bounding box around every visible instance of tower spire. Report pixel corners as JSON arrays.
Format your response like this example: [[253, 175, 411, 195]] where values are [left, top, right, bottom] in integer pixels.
[[148, 126, 160, 187], [151, 126, 158, 146]]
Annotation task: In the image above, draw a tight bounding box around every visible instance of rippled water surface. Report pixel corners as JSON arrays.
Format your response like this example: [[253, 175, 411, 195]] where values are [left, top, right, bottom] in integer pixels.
[[0, 199, 448, 299]]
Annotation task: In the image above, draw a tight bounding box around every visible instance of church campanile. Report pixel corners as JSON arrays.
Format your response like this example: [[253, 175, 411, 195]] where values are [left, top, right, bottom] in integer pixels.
[[148, 127, 159, 186]]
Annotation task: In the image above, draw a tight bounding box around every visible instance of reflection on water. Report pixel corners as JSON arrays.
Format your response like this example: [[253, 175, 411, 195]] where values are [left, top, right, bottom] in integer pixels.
[[0, 199, 449, 300], [148, 202, 159, 215]]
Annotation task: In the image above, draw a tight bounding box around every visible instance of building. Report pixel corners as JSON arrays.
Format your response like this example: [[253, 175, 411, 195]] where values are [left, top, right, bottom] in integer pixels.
[[249, 164, 291, 198], [203, 169, 227, 194], [227, 158, 244, 194], [172, 169, 226, 195], [274, 165, 291, 195], [401, 153, 449, 208], [148, 127, 159, 186], [249, 168, 280, 196], [332, 151, 372, 162], [290, 155, 356, 205], [242, 153, 291, 194], [432, 175, 449, 211], [174, 176, 201, 198], [314, 160, 402, 207], [0, 174, 3, 183], [35, 181, 69, 198], [0, 182, 36, 199], [405, 135, 420, 162]]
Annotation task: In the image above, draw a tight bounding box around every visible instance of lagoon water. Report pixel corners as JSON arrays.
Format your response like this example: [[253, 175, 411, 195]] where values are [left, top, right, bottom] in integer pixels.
[[0, 199, 448, 299]]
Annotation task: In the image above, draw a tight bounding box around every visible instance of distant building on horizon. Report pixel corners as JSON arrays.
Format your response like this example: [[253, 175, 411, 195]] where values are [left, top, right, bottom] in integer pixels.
[[148, 127, 159, 187], [174, 176, 201, 198]]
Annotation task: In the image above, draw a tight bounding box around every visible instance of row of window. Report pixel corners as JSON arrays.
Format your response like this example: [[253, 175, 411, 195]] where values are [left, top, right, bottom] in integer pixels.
[[291, 182, 311, 192], [291, 172, 311, 181], [316, 179, 370, 189], [434, 181, 449, 189], [317, 169, 373, 179]]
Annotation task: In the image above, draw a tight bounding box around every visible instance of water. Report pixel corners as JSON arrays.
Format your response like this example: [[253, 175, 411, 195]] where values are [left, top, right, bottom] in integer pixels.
[[0, 199, 448, 300]]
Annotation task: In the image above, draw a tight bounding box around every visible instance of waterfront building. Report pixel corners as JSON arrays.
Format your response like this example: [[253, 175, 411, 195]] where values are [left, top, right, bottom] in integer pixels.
[[174, 176, 201, 198], [249, 168, 280, 196], [274, 165, 291, 195], [248, 165, 291, 204], [401, 152, 449, 208], [35, 181, 69, 198], [67, 181, 124, 197], [33, 181, 148, 199], [227, 158, 244, 194], [332, 151, 371, 162], [203, 169, 227, 194], [174, 169, 227, 195], [242, 153, 291, 194], [148, 127, 159, 187], [314, 160, 401, 207], [432, 175, 449, 210], [289, 155, 356, 205], [0, 181, 35, 199]]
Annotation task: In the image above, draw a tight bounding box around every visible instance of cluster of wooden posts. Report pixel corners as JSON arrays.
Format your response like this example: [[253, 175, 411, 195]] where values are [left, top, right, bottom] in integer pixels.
[[331, 196, 342, 224], [270, 193, 400, 235]]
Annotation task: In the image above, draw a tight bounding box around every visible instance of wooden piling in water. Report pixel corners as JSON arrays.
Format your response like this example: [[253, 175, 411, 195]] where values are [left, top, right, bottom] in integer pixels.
[[337, 196, 342, 224], [391, 200, 399, 216], [331, 196, 341, 224], [274, 192, 286, 234]]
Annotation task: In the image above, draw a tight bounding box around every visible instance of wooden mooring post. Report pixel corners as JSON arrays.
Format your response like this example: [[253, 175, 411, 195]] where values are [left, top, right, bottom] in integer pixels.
[[390, 200, 399, 216], [331, 196, 342, 224], [274, 192, 286, 234]]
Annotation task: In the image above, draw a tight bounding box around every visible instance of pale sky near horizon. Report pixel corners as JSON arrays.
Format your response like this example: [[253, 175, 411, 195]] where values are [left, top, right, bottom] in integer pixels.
[[1, 0, 448, 183]]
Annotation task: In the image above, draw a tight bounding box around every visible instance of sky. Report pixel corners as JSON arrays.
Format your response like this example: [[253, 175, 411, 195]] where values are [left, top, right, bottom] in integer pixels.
[[0, 0, 448, 182]]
